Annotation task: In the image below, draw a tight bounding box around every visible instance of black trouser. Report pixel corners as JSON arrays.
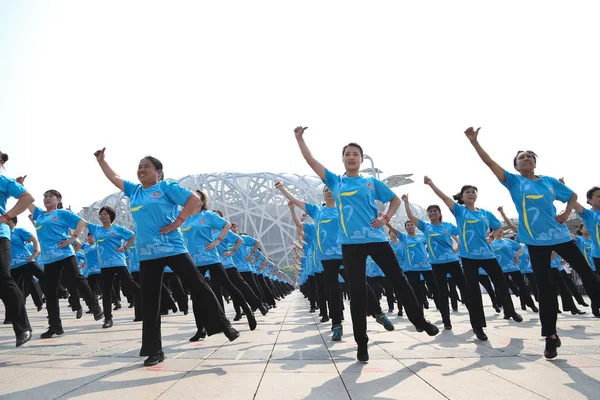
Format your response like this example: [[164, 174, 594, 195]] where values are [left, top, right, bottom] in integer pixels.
[[44, 256, 98, 330], [225, 267, 263, 310], [462, 257, 516, 330], [197, 263, 252, 330], [240, 271, 264, 305], [478, 274, 499, 308], [306, 275, 317, 309], [342, 242, 427, 347], [551, 268, 577, 312], [447, 278, 459, 310], [256, 274, 276, 306], [163, 273, 188, 313], [87, 274, 101, 297], [505, 271, 536, 309], [561, 270, 586, 305], [132, 270, 175, 314], [524, 272, 538, 301], [322, 260, 349, 325], [138, 253, 231, 357], [382, 277, 403, 313], [100, 266, 141, 320], [0, 239, 31, 335], [528, 242, 600, 337], [432, 261, 469, 326], [405, 270, 439, 310], [11, 262, 45, 308], [314, 272, 328, 317]]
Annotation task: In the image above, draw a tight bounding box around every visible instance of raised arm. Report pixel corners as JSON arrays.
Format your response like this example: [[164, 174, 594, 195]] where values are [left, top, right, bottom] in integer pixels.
[[385, 221, 399, 236], [294, 126, 326, 181], [424, 176, 455, 211], [275, 181, 307, 211], [401, 194, 420, 226], [94, 148, 125, 191], [9, 176, 36, 216], [464, 127, 507, 182], [287, 201, 304, 230], [497, 206, 519, 233]]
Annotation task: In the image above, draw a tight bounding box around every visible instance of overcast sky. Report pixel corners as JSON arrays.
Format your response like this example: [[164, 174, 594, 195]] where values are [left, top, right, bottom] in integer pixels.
[[2, 1, 599, 234]]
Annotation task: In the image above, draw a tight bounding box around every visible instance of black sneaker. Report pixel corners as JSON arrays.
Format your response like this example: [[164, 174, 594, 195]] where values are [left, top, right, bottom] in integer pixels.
[[92, 307, 104, 321], [233, 313, 242, 321], [144, 352, 165, 367], [247, 313, 257, 331], [397, 310, 403, 317], [102, 319, 113, 329], [320, 315, 330, 323], [258, 305, 269, 316], [309, 307, 316, 313], [189, 328, 206, 342], [113, 303, 122, 311], [357, 345, 369, 362], [16, 331, 32, 348], [580, 301, 589, 307], [544, 336, 558, 359], [531, 305, 539, 313], [388, 308, 394, 313], [76, 309, 83, 319], [416, 321, 439, 336], [41, 327, 64, 339], [444, 323, 452, 330], [224, 326, 240, 342], [332, 325, 343, 342], [494, 306, 501, 313], [375, 314, 394, 331], [473, 327, 488, 341], [571, 309, 586, 315], [504, 313, 523, 322]]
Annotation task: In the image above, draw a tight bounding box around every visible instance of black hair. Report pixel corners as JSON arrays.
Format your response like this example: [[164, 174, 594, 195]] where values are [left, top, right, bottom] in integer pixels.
[[0, 151, 8, 166], [586, 186, 600, 204], [342, 142, 364, 158], [576, 223, 584, 236], [513, 150, 538, 169], [213, 209, 223, 217], [195, 190, 209, 211], [404, 220, 414, 228], [99, 206, 116, 222], [11, 216, 17, 224], [87, 232, 93, 237], [453, 185, 478, 205], [141, 156, 164, 181], [426, 205, 442, 221], [44, 189, 63, 209]]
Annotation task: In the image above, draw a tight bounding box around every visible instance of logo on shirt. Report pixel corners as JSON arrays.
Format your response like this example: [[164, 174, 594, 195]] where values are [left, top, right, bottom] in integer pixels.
[[52, 216, 59, 222], [151, 192, 161, 198], [366, 182, 374, 189], [200, 219, 206, 224], [110, 232, 116, 237]]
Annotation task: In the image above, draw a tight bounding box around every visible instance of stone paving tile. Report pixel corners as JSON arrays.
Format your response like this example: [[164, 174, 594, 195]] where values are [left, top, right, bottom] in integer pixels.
[[2, 293, 600, 399]]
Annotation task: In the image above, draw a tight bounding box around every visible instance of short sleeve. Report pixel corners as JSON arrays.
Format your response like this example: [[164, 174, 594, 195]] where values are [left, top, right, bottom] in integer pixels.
[[372, 178, 395, 204], [33, 206, 44, 221], [58, 210, 81, 229], [87, 223, 99, 237], [305, 203, 319, 220], [324, 169, 340, 191], [550, 178, 575, 203], [449, 223, 459, 236], [123, 180, 137, 198], [0, 176, 26, 200], [209, 212, 227, 231], [117, 225, 134, 241], [17, 228, 33, 242], [499, 170, 519, 190], [242, 235, 257, 247], [488, 212, 502, 230], [417, 219, 429, 233], [509, 240, 521, 252], [162, 181, 193, 207], [303, 223, 316, 240], [397, 231, 408, 243], [223, 230, 240, 245]]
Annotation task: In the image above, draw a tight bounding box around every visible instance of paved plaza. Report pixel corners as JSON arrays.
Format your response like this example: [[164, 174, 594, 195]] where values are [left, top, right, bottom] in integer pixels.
[[1, 292, 600, 399]]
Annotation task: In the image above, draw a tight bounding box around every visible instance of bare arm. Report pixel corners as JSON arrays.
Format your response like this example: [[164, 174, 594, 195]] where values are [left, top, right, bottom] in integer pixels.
[[206, 222, 231, 251], [275, 182, 307, 211], [424, 176, 455, 211], [59, 219, 88, 249], [294, 127, 326, 181], [464, 127, 507, 182], [94, 148, 125, 191], [223, 237, 243, 257], [26, 235, 41, 262], [385, 221, 399, 236], [288, 202, 304, 230], [245, 240, 261, 261], [117, 234, 136, 253], [401, 194, 420, 226], [497, 206, 519, 233], [159, 193, 200, 235]]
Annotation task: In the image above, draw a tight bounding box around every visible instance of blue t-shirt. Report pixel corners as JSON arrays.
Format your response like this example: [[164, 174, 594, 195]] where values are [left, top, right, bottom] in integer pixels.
[[324, 169, 396, 245], [305, 203, 343, 260], [87, 223, 134, 268], [576, 208, 600, 259], [0, 176, 26, 240], [76, 251, 86, 267], [574, 235, 595, 271], [124, 180, 192, 262], [417, 220, 459, 264], [33, 206, 81, 264], [82, 243, 101, 275], [232, 235, 257, 273], [216, 230, 241, 269], [10, 228, 33, 269], [551, 254, 565, 271], [128, 244, 140, 273], [366, 256, 385, 277], [389, 239, 407, 269], [182, 210, 227, 266], [399, 232, 431, 271], [303, 222, 323, 273], [500, 171, 574, 246], [517, 244, 533, 274], [451, 203, 501, 260], [492, 238, 522, 273]]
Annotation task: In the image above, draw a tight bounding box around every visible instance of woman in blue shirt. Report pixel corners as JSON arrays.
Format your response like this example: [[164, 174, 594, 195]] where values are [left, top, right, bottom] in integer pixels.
[[0, 155, 33, 347], [294, 126, 438, 362], [87, 206, 141, 328], [23, 185, 104, 338], [402, 194, 469, 330], [183, 190, 260, 341], [94, 148, 238, 367], [425, 176, 522, 342], [465, 127, 600, 358]]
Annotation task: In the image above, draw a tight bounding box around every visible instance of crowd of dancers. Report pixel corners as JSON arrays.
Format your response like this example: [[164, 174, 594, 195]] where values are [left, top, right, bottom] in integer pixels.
[[1, 126, 599, 365]]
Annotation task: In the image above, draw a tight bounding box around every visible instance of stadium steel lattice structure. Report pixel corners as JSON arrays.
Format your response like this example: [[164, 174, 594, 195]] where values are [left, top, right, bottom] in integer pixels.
[[78, 172, 426, 267]]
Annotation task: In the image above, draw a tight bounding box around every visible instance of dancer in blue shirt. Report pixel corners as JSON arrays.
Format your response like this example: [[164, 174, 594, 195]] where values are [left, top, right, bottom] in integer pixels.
[[294, 126, 438, 362], [94, 148, 238, 366]]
